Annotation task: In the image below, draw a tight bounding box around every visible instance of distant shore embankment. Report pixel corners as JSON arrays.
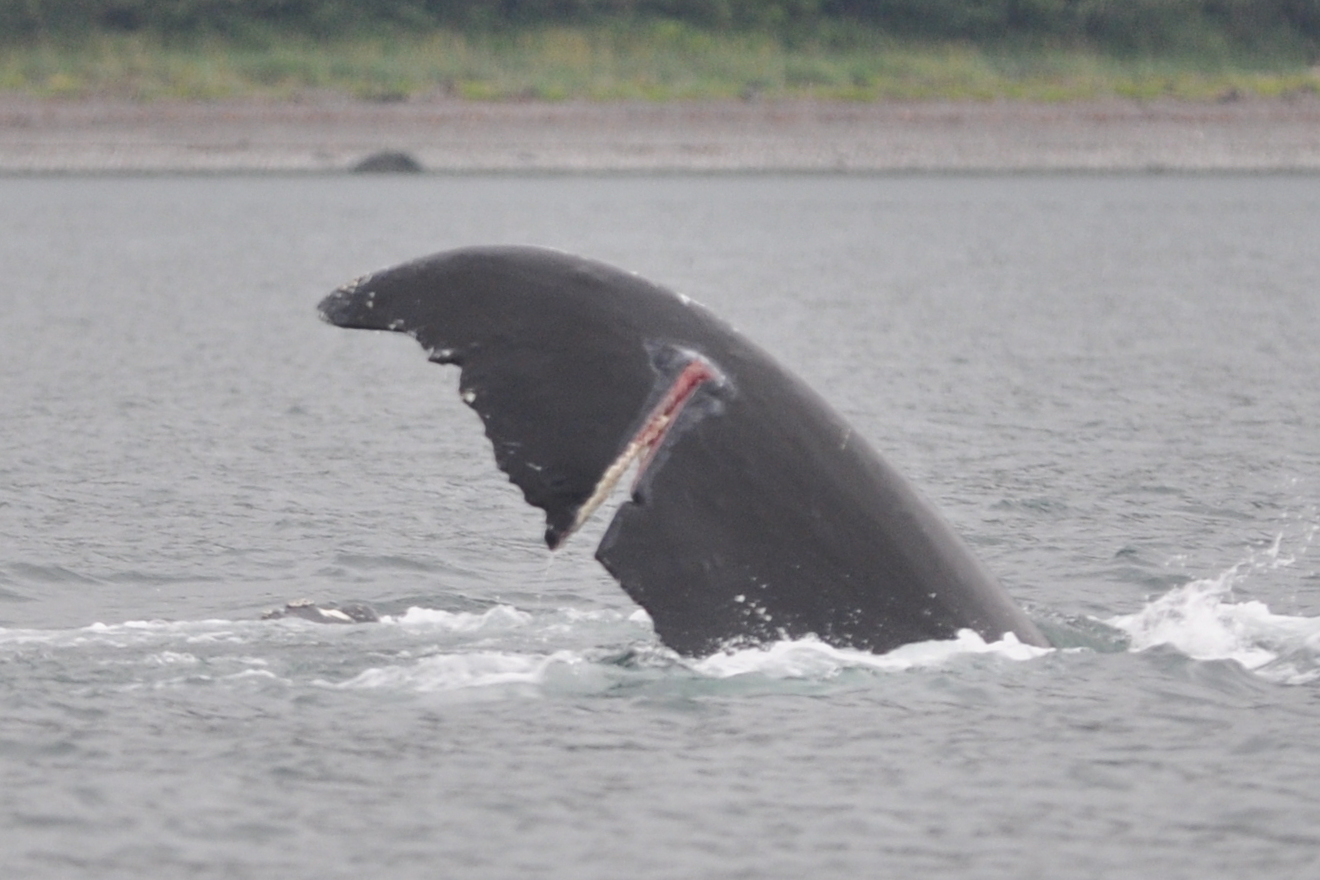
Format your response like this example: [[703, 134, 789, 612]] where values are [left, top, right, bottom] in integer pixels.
[[3, 96, 1319, 173]]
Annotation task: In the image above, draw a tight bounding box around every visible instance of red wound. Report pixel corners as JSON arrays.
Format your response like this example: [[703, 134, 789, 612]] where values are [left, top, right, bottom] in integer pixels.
[[632, 358, 716, 480]]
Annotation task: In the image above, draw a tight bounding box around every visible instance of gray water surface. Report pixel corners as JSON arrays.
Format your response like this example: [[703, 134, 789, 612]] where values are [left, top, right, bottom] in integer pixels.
[[2, 175, 1318, 879]]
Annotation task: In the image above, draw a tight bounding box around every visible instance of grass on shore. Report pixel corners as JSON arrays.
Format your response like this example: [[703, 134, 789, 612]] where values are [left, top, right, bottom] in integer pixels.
[[3, 24, 1320, 103]]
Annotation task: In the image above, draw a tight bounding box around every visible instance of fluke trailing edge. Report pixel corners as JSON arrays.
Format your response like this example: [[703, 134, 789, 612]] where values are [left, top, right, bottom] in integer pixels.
[[318, 246, 1048, 657]]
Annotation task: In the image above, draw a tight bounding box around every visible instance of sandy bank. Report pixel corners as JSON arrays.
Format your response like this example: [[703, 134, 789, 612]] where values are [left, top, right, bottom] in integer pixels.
[[2, 95, 1319, 173]]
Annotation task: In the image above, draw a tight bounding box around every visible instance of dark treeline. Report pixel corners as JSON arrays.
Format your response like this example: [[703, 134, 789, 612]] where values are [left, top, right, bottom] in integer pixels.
[[5, 1, 1320, 55]]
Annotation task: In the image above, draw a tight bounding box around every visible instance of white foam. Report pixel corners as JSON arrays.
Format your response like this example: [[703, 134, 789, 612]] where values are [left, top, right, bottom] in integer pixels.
[[221, 668, 283, 682], [1108, 536, 1320, 684], [692, 630, 1051, 679], [0, 617, 250, 648], [559, 607, 634, 622], [143, 651, 199, 666], [383, 604, 532, 632], [335, 650, 585, 693]]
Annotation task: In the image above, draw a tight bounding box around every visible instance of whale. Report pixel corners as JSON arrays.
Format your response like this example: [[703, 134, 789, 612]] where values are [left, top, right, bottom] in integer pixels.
[[318, 245, 1048, 656]]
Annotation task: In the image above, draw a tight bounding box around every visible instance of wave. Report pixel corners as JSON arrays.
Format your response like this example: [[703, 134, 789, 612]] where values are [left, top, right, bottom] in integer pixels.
[[4, 525, 1318, 692], [324, 624, 1052, 697]]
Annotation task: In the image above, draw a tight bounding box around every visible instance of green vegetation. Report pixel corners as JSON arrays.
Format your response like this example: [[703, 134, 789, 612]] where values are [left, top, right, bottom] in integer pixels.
[[3, 3, 1319, 101], [4, 2, 1320, 52]]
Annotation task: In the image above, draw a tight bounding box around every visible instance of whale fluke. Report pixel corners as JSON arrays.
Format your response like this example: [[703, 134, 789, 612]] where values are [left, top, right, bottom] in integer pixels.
[[319, 246, 1048, 656]]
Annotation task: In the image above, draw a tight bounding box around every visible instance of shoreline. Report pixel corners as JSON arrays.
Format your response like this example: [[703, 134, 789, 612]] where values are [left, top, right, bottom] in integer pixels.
[[3, 95, 1320, 173]]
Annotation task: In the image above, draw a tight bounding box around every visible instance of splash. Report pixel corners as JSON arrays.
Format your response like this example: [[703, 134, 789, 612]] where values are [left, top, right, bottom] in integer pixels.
[[1108, 530, 1320, 685]]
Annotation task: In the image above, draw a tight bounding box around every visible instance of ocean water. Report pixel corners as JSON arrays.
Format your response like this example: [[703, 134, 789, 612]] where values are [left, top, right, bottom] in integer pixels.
[[2, 174, 1318, 879]]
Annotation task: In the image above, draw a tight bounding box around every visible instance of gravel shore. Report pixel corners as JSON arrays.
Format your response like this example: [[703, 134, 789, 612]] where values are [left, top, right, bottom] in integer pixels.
[[3, 95, 1319, 172]]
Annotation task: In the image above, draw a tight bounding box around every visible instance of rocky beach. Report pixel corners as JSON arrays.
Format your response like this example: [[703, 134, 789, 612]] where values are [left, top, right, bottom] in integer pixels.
[[3, 95, 1320, 173]]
